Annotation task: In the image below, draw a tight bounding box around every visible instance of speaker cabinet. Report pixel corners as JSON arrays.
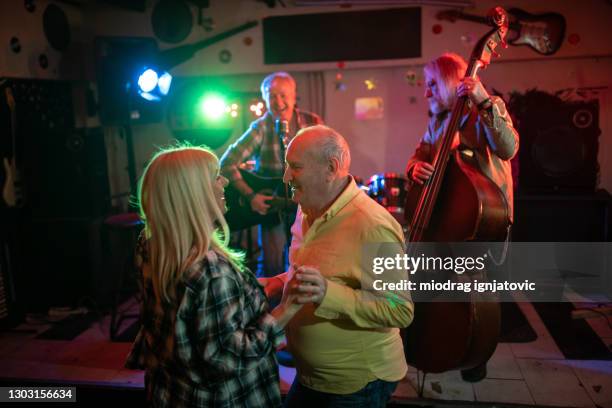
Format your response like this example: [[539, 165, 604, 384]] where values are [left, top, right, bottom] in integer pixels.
[[513, 192, 610, 242], [1, 79, 111, 312], [16, 218, 104, 312], [27, 127, 111, 219], [0, 79, 110, 218], [0, 220, 24, 328], [508, 90, 600, 193]]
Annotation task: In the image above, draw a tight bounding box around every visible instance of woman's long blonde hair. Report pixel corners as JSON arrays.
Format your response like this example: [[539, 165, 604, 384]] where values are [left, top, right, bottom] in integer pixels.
[[424, 52, 468, 109], [137, 144, 244, 303]]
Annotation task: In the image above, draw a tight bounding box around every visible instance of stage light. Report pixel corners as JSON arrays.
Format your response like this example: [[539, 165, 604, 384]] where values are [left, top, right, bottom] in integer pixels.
[[137, 68, 158, 93], [158, 72, 173, 96], [199, 94, 227, 120], [136, 67, 173, 102], [228, 102, 239, 118], [139, 92, 159, 102], [249, 100, 265, 117]]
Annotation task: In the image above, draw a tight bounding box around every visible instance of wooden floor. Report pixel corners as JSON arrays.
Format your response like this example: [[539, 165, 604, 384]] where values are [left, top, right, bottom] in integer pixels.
[[1, 292, 611, 407]]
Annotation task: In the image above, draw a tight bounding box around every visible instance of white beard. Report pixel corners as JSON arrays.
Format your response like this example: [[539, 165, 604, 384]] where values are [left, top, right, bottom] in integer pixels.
[[428, 98, 446, 114]]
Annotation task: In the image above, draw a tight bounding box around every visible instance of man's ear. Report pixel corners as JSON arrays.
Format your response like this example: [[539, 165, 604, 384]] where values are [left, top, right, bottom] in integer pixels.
[[327, 157, 340, 177]]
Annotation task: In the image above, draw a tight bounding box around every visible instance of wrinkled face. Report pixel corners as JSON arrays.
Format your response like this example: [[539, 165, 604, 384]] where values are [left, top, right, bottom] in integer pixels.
[[213, 172, 229, 214], [264, 78, 296, 122], [424, 72, 446, 114], [283, 139, 329, 213]]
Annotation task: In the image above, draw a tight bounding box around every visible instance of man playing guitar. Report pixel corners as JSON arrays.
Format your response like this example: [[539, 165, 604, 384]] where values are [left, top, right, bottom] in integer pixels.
[[220, 72, 322, 277]]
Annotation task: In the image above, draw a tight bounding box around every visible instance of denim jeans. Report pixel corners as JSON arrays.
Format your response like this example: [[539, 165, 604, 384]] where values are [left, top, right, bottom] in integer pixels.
[[283, 379, 398, 408], [258, 221, 288, 278]]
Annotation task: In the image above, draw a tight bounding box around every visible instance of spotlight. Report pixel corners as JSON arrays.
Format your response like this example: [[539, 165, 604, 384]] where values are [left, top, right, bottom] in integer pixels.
[[158, 72, 173, 96], [199, 94, 227, 120], [194, 92, 242, 127], [137, 69, 158, 93], [136, 67, 173, 101]]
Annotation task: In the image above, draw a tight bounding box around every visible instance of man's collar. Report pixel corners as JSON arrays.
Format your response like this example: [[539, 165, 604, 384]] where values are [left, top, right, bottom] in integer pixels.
[[317, 176, 359, 222], [265, 108, 299, 122]]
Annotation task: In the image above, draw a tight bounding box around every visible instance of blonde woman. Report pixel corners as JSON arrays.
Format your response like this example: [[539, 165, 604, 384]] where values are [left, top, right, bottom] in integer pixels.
[[125, 145, 301, 407]]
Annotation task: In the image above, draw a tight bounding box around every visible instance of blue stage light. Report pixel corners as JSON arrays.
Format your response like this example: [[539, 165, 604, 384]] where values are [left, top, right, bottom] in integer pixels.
[[137, 68, 158, 93], [136, 67, 173, 101], [158, 72, 173, 96]]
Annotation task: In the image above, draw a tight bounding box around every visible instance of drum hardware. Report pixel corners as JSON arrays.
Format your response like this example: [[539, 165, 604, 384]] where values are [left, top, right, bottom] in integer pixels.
[[367, 172, 408, 224]]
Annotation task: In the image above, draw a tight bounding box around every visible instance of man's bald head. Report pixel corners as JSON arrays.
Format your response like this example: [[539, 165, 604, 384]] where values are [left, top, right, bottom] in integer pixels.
[[284, 125, 352, 217], [290, 125, 351, 175]]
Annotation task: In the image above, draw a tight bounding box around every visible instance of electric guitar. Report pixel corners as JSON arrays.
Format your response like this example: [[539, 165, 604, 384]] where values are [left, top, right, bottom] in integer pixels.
[[224, 168, 296, 231], [2, 87, 24, 208], [436, 8, 566, 56]]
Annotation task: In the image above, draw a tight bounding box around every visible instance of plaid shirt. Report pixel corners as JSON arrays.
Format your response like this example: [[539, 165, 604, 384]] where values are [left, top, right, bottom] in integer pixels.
[[220, 109, 322, 181], [125, 239, 284, 408]]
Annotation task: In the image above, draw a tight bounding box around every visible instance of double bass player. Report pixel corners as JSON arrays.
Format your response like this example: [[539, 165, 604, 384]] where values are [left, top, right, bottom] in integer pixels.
[[405, 52, 519, 382]]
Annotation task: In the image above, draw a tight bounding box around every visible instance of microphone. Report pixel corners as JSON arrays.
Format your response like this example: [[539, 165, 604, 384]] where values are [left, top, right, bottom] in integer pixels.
[[275, 119, 289, 150]]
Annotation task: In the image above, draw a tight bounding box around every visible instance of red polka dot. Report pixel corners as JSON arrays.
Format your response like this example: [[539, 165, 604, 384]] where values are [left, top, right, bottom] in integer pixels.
[[568, 33, 580, 45], [432, 24, 443, 34]]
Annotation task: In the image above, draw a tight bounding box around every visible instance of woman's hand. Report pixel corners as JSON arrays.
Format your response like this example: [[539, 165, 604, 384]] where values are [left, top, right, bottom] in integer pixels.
[[258, 274, 286, 301], [269, 265, 327, 328], [280, 268, 302, 309]]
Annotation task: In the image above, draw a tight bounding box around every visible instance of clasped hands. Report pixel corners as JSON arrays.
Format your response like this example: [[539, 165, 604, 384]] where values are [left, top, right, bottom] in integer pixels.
[[261, 266, 327, 306]]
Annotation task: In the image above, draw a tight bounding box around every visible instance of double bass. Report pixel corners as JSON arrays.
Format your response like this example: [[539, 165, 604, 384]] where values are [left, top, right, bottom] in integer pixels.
[[403, 7, 510, 381]]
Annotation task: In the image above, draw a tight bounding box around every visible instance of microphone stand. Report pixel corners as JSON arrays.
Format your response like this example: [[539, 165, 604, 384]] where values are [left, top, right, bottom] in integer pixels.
[[276, 121, 292, 259]]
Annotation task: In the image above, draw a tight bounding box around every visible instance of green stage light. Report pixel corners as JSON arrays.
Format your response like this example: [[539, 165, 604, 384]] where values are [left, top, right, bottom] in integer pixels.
[[199, 94, 227, 120]]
